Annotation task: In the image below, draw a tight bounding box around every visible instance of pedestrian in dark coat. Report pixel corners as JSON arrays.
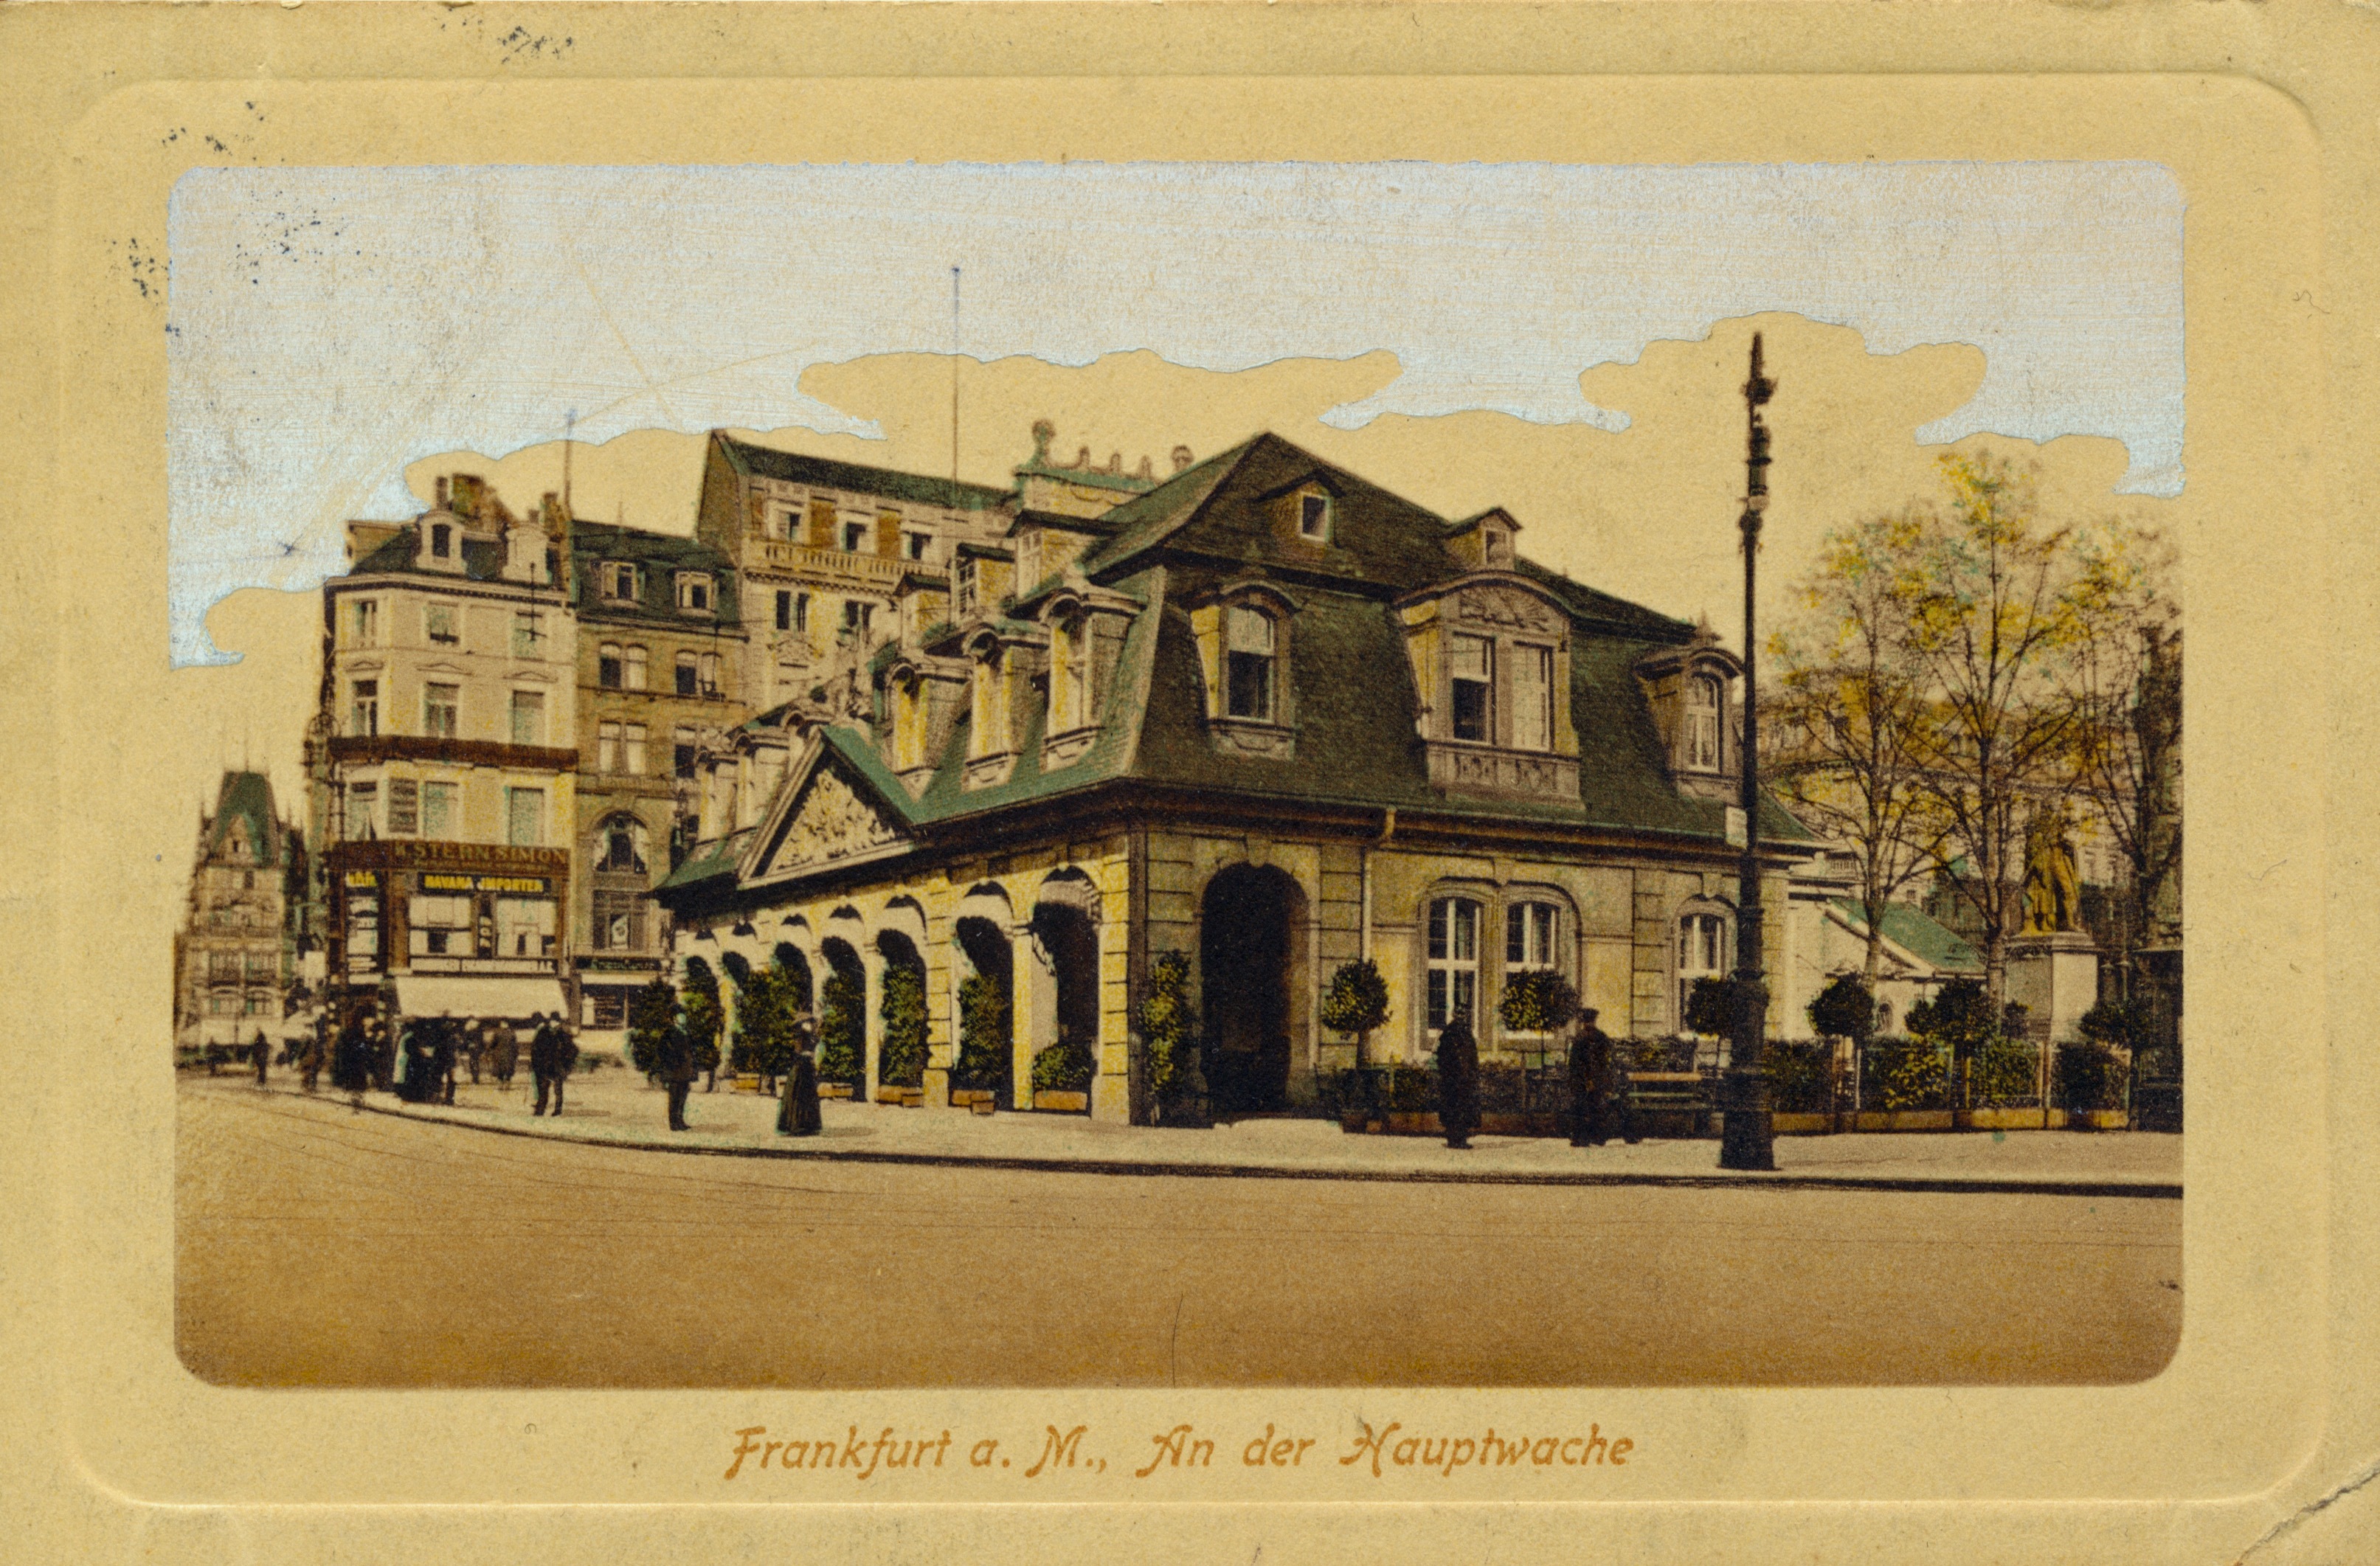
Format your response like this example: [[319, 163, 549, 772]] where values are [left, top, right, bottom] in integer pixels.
[[489, 1020, 519, 1088], [1568, 1009, 1612, 1147], [252, 1028, 271, 1087], [1436, 1014, 1481, 1149], [464, 1020, 486, 1085], [431, 1018, 459, 1105], [529, 1016, 559, 1115], [331, 1016, 369, 1098], [300, 1019, 325, 1094], [778, 1032, 823, 1137], [396, 1023, 434, 1104], [657, 1022, 696, 1131], [368, 1019, 395, 1093]]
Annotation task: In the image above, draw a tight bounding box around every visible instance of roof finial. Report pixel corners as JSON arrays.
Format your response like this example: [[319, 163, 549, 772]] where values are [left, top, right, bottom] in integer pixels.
[[1031, 419, 1054, 462]]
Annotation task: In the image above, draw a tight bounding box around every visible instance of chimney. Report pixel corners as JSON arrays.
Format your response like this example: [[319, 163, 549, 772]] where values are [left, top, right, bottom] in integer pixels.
[[435, 476, 449, 508], [1134, 455, 1154, 481], [1172, 446, 1194, 473]]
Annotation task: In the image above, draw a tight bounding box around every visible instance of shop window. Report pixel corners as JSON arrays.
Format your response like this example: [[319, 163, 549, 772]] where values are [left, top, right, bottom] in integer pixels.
[[1427, 895, 1482, 1031], [345, 894, 379, 957], [409, 894, 472, 957], [592, 892, 647, 953], [588, 988, 629, 1029], [209, 994, 234, 1016], [1225, 606, 1276, 721], [244, 992, 271, 1016], [423, 682, 459, 738], [1450, 634, 1493, 742], [494, 897, 556, 958]]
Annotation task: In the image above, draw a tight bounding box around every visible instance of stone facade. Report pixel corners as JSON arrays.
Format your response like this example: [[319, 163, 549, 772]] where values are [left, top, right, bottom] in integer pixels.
[[173, 771, 294, 1051]]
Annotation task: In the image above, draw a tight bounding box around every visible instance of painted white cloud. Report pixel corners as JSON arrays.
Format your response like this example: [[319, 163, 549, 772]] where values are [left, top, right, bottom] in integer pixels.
[[167, 160, 2183, 664]]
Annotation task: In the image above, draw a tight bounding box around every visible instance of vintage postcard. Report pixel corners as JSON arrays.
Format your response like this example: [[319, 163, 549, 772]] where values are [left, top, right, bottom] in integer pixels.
[[6, 4, 2377, 1563]]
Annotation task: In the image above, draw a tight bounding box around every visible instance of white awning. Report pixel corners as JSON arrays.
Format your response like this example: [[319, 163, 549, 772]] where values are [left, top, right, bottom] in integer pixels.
[[390, 974, 569, 1022]]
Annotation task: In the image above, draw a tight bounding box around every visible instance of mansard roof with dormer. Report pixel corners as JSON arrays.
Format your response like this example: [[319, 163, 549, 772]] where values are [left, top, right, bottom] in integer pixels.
[[657, 432, 1812, 912]]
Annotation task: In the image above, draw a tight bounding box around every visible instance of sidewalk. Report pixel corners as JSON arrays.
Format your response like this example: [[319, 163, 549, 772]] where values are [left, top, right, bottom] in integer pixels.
[[205, 1070, 2182, 1196]]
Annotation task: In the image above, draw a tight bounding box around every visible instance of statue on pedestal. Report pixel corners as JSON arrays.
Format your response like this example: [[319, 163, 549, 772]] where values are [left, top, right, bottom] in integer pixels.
[[2021, 805, 2083, 936]]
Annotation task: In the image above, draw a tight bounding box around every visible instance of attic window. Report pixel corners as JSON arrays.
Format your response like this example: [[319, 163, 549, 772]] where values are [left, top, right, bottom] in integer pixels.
[[1484, 527, 1510, 566], [1450, 634, 1494, 742], [677, 573, 714, 614], [429, 523, 452, 558], [1685, 675, 1723, 772], [605, 564, 639, 601], [1298, 493, 1330, 541], [1225, 607, 1276, 721]]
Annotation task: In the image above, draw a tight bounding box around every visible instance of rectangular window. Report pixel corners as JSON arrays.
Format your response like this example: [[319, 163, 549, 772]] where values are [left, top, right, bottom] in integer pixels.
[[348, 679, 378, 737], [1017, 532, 1042, 586], [775, 590, 792, 631], [1299, 492, 1329, 540], [674, 727, 698, 780], [674, 654, 699, 696], [345, 781, 377, 839], [386, 777, 420, 836], [795, 593, 809, 632], [423, 682, 459, 738], [904, 531, 930, 561], [624, 645, 648, 690], [244, 992, 271, 1016], [349, 598, 378, 647], [606, 564, 637, 600], [1512, 644, 1553, 752], [245, 952, 275, 980], [210, 952, 241, 983], [494, 896, 557, 958], [955, 558, 978, 617], [424, 603, 459, 645], [1686, 676, 1723, 772], [512, 611, 544, 657], [598, 721, 620, 773], [1225, 606, 1275, 721], [598, 643, 622, 688], [209, 994, 234, 1016], [1450, 634, 1493, 742], [842, 520, 866, 553], [842, 601, 874, 637], [509, 689, 544, 745], [421, 781, 455, 838], [699, 652, 719, 693], [623, 724, 646, 776], [677, 574, 713, 612], [505, 787, 544, 847], [408, 893, 472, 957], [1506, 901, 1558, 968], [1427, 896, 1481, 1031], [591, 891, 648, 954]]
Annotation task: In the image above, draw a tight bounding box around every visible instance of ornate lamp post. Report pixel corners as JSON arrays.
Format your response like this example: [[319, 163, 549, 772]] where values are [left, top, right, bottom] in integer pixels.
[[1719, 333, 1778, 1172]]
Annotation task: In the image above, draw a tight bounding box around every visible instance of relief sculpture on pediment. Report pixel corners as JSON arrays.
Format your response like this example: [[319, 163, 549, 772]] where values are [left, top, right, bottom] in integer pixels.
[[768, 769, 901, 873], [1453, 586, 1560, 634]]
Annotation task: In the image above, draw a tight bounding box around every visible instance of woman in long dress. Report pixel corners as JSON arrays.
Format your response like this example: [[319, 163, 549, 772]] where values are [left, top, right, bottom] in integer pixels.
[[778, 1027, 823, 1137]]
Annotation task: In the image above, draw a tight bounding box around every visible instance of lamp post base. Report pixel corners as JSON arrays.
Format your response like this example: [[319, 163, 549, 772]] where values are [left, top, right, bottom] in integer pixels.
[[1717, 1071, 1775, 1171]]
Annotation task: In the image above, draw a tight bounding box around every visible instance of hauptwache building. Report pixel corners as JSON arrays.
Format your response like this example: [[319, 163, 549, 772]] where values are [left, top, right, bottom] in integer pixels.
[[654, 432, 1816, 1124]]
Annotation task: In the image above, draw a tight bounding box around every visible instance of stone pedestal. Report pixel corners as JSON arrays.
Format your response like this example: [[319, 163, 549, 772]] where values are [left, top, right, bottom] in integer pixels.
[[2006, 931, 2101, 1043]]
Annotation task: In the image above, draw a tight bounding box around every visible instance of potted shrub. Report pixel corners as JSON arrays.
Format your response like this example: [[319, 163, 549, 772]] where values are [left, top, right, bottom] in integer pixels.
[[874, 961, 927, 1106], [816, 970, 864, 1099], [1319, 957, 1391, 1078], [1030, 1036, 1095, 1112], [1138, 951, 1207, 1127], [2055, 1039, 2121, 1130], [950, 972, 1011, 1109]]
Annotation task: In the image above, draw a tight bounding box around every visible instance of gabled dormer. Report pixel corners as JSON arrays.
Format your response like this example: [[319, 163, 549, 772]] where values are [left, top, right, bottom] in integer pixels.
[[1394, 569, 1579, 802], [879, 647, 969, 798], [1255, 470, 1347, 552], [1445, 508, 1521, 571], [1034, 577, 1138, 770], [959, 620, 1046, 790], [1185, 573, 1300, 761], [415, 500, 468, 576], [1634, 626, 1744, 803]]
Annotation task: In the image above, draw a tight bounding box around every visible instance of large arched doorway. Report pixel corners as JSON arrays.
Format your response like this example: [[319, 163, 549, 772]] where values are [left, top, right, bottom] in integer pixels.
[[953, 914, 1016, 1109], [1026, 898, 1100, 1111], [874, 930, 927, 1091], [1202, 864, 1304, 1117]]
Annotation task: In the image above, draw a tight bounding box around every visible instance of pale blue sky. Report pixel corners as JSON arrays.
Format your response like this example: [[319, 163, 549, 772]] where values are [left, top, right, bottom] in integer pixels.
[[167, 160, 2183, 665]]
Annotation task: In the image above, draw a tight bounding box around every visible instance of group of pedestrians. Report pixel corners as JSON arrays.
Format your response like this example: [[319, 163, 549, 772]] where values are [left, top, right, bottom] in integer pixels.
[[1432, 1006, 1642, 1150], [303, 1008, 578, 1115]]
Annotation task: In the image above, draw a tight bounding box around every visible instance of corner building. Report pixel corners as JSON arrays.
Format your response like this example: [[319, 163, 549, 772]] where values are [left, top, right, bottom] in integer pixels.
[[657, 433, 1813, 1125]]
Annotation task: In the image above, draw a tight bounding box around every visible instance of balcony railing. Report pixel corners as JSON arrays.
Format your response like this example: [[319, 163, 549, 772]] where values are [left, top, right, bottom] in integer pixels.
[[750, 540, 916, 589]]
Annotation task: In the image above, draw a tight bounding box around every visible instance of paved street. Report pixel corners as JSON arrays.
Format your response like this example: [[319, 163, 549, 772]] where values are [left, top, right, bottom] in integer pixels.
[[178, 1080, 2182, 1389]]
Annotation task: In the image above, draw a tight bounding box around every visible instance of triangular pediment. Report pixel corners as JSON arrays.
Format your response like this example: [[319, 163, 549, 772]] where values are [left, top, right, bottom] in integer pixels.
[[740, 735, 912, 886]]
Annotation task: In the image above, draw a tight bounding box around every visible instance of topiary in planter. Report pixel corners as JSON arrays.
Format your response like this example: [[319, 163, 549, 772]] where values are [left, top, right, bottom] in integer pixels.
[[876, 961, 927, 1088], [1318, 958, 1390, 1066], [2055, 1040, 2121, 1118], [1497, 969, 1578, 1039], [817, 971, 865, 1085], [1806, 974, 1875, 1044], [1762, 1039, 1836, 1113], [1135, 951, 1205, 1122], [1684, 975, 1734, 1038], [952, 971, 1012, 1091], [627, 977, 678, 1078], [1968, 1036, 2041, 1108], [1861, 1035, 1950, 1111], [1031, 1038, 1096, 1093]]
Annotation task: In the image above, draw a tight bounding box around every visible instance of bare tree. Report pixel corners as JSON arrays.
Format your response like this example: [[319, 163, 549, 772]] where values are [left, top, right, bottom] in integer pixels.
[[1769, 510, 1949, 994]]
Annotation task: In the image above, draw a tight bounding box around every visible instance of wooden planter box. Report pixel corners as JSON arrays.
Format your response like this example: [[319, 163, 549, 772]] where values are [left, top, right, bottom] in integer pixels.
[[817, 1082, 856, 1101], [1033, 1089, 1090, 1114], [969, 1097, 999, 1116], [949, 1089, 996, 1109], [732, 1074, 764, 1094], [875, 1085, 925, 1107]]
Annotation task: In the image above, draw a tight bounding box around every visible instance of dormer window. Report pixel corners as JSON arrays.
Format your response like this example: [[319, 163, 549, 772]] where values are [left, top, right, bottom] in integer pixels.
[[1450, 634, 1493, 741], [677, 573, 714, 614], [429, 522, 452, 558], [1048, 613, 1091, 732], [1686, 675, 1723, 772], [955, 558, 979, 619], [1226, 607, 1276, 721], [605, 564, 640, 601], [1299, 493, 1330, 541]]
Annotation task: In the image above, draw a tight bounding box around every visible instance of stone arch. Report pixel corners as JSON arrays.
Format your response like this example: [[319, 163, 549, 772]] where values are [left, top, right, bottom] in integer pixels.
[[1021, 868, 1102, 1112], [1200, 862, 1311, 1117], [817, 914, 870, 1092], [873, 927, 928, 1089]]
